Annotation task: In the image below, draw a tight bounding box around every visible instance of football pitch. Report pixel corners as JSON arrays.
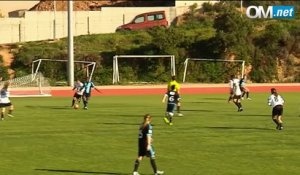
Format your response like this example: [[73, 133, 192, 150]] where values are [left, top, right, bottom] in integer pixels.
[[0, 92, 300, 175]]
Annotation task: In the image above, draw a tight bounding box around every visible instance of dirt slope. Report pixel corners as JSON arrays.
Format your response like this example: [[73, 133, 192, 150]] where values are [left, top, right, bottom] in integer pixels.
[[0, 45, 15, 76]]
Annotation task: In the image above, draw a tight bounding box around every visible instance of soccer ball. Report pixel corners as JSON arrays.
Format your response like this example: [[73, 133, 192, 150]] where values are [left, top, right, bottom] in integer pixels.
[[74, 104, 79, 109]]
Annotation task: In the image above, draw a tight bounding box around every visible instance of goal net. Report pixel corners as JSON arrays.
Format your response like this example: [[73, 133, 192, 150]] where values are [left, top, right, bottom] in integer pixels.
[[183, 58, 245, 83], [113, 55, 176, 84], [0, 72, 51, 97]]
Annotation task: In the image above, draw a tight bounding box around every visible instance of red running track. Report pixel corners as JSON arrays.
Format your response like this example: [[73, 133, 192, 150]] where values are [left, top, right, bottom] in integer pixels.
[[51, 84, 300, 97]]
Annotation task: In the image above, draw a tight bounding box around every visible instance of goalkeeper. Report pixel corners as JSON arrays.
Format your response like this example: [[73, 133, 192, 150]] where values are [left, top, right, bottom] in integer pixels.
[[167, 76, 183, 116]]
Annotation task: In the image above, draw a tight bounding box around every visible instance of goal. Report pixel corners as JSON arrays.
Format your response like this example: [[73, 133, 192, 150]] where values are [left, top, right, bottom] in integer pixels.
[[113, 55, 176, 84], [31, 59, 96, 83], [0, 72, 51, 97], [182, 58, 245, 83]]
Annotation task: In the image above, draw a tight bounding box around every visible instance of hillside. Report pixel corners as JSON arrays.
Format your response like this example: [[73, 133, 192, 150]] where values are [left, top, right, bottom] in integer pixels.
[[1, 1, 299, 84]]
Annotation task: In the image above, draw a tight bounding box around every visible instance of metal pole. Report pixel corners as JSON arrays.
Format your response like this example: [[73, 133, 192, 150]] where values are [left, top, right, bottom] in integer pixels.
[[38, 72, 43, 94], [89, 63, 96, 81], [53, 0, 56, 39], [31, 61, 35, 76], [113, 56, 116, 84], [171, 56, 176, 76], [183, 58, 189, 82], [68, 0, 74, 86], [241, 61, 245, 78], [19, 22, 21, 42], [34, 59, 43, 80], [116, 57, 119, 83], [240, 0, 243, 17]]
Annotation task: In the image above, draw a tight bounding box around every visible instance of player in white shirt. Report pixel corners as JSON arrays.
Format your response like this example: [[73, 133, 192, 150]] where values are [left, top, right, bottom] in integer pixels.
[[0, 82, 14, 120], [268, 88, 285, 130], [231, 76, 243, 112], [71, 79, 84, 107], [228, 75, 234, 103]]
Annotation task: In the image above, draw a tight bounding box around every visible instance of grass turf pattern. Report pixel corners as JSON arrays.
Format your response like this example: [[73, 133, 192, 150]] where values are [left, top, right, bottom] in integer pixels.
[[0, 92, 299, 175]]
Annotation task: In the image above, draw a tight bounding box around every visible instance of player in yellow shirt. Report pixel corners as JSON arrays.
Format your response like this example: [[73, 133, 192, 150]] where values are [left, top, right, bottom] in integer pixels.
[[167, 76, 183, 116]]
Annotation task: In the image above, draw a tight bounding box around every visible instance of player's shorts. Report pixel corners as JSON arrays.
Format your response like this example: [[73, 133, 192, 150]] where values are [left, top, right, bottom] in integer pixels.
[[73, 93, 82, 99], [83, 93, 91, 98], [138, 143, 155, 158], [233, 95, 241, 100], [166, 103, 176, 113], [0, 102, 12, 107], [272, 105, 283, 116]]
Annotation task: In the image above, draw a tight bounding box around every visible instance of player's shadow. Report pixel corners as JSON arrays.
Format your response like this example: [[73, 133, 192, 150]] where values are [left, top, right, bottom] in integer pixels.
[[202, 97, 225, 101], [25, 105, 72, 110], [240, 114, 270, 117], [204, 126, 273, 131], [118, 114, 145, 118], [35, 168, 129, 175], [101, 122, 139, 126], [187, 101, 215, 104], [181, 109, 214, 112]]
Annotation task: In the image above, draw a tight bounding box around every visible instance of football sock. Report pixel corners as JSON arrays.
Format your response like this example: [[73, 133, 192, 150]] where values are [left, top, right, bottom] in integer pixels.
[[238, 103, 242, 108], [150, 158, 158, 173], [272, 119, 279, 125], [8, 110, 12, 115], [1, 112, 3, 118], [246, 92, 249, 98], [72, 100, 75, 106], [133, 159, 140, 172], [234, 102, 239, 107], [169, 117, 172, 123], [177, 106, 181, 113]]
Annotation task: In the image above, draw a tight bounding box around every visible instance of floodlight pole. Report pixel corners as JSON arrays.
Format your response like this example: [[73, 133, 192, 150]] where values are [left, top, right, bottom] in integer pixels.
[[113, 56, 117, 84], [171, 55, 176, 76], [68, 0, 74, 86]]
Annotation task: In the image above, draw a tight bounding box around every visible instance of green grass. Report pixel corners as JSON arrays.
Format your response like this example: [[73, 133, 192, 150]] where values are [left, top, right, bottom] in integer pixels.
[[1, 92, 300, 175]]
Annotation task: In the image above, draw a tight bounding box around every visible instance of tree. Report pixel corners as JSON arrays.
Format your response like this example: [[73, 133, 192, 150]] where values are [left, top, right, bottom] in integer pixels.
[[212, 3, 254, 62]]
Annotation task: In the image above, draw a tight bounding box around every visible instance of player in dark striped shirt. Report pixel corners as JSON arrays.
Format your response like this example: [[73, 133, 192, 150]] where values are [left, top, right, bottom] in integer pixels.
[[162, 85, 180, 125], [132, 114, 164, 175], [81, 77, 101, 110]]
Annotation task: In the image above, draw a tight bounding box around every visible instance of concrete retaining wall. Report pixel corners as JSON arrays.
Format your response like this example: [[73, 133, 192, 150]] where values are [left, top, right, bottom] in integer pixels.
[[0, 6, 194, 44]]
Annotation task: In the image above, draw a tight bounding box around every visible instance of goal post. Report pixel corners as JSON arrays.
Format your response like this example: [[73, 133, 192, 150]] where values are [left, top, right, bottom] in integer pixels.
[[113, 55, 176, 84], [32, 59, 97, 82], [182, 58, 245, 82]]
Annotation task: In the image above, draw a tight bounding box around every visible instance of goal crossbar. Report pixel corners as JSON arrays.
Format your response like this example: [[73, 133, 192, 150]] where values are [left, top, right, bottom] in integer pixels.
[[183, 58, 245, 82], [113, 55, 176, 84]]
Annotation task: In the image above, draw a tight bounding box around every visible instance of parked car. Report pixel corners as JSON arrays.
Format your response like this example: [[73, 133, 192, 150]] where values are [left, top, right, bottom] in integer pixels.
[[116, 11, 168, 31]]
